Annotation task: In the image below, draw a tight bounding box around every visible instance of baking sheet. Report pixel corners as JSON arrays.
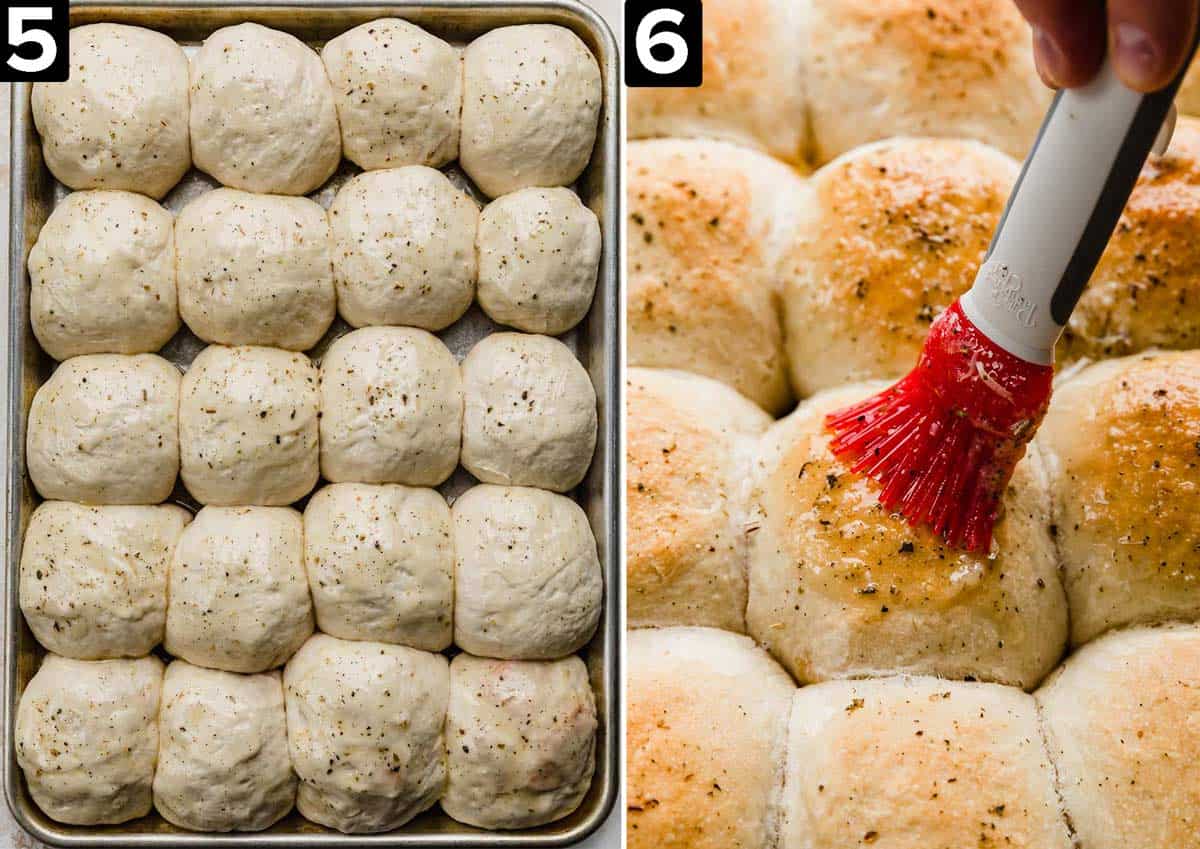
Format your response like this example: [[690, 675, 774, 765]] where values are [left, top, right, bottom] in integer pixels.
[[5, 2, 621, 845]]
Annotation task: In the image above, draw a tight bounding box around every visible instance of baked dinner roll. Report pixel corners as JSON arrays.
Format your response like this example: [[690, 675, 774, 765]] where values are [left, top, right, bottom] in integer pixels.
[[627, 627, 794, 849], [153, 661, 295, 832], [321, 19, 461, 170], [16, 655, 163, 825], [452, 485, 602, 659], [29, 190, 179, 360], [179, 345, 319, 506], [166, 506, 313, 674], [460, 25, 601, 197], [1039, 352, 1200, 645], [32, 24, 190, 199], [626, 368, 770, 633], [476, 187, 601, 334], [784, 138, 1018, 396], [627, 0, 807, 163], [782, 676, 1071, 849], [284, 634, 448, 834], [175, 188, 335, 351], [330, 166, 477, 331], [303, 483, 453, 651], [1060, 117, 1200, 362], [627, 139, 803, 414], [189, 23, 340, 195], [1037, 624, 1200, 849], [461, 333, 597, 492], [442, 654, 597, 829], [20, 502, 189, 660], [803, 0, 1048, 165], [318, 327, 462, 487], [746, 383, 1066, 689], [27, 354, 180, 505]]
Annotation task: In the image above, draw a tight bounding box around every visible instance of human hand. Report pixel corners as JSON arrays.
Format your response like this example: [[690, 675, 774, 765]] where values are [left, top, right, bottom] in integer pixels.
[[1014, 0, 1199, 91]]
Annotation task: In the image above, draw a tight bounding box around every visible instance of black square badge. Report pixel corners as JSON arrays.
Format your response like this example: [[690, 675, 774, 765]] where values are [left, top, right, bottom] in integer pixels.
[[1, 0, 68, 81], [625, 0, 702, 88]]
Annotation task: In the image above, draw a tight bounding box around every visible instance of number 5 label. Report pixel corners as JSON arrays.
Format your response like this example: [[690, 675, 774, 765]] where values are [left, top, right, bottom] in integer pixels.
[[625, 0, 702, 87], [2, 0, 67, 81]]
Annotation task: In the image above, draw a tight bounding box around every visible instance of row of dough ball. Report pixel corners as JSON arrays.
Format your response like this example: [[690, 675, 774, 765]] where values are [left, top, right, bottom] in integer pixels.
[[29, 177, 601, 361], [33, 20, 601, 199], [16, 640, 596, 833], [20, 485, 602, 667], [628, 623, 1200, 849], [628, 127, 1200, 415], [26, 332, 598, 504], [628, 0, 1050, 166], [628, 348, 1200, 690]]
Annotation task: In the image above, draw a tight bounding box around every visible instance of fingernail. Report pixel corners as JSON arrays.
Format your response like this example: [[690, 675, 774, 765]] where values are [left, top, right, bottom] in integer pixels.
[[1113, 22, 1164, 90], [1033, 27, 1067, 87]]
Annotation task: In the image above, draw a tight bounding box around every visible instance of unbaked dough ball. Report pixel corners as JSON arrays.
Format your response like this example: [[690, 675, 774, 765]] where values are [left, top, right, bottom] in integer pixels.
[[803, 0, 1049, 164], [1037, 624, 1200, 849], [31, 24, 190, 199], [27, 354, 180, 505], [303, 482, 453, 650], [166, 506, 313, 673], [29, 190, 179, 360], [321, 18, 461, 170], [626, 368, 770, 633], [189, 23, 341, 195], [175, 188, 335, 351], [330, 166, 478, 330], [1061, 117, 1200, 362], [453, 485, 602, 659], [20, 501, 190, 659], [784, 138, 1018, 396], [782, 676, 1071, 849], [460, 25, 601, 197], [179, 345, 319, 506], [1039, 352, 1200, 645], [627, 138, 804, 414], [461, 333, 597, 492], [318, 327, 462, 487], [284, 634, 448, 834], [746, 383, 1067, 690], [628, 0, 808, 163], [442, 654, 597, 829], [477, 187, 601, 334], [16, 654, 163, 825], [627, 627, 795, 849], [153, 661, 295, 832]]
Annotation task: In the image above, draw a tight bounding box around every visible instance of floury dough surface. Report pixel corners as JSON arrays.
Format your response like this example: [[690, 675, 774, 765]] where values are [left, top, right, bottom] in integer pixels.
[[28, 190, 179, 360], [19, 502, 190, 659], [15, 655, 163, 826]]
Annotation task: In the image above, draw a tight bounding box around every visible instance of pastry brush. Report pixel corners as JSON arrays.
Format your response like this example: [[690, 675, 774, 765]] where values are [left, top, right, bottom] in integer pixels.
[[825, 46, 1198, 553]]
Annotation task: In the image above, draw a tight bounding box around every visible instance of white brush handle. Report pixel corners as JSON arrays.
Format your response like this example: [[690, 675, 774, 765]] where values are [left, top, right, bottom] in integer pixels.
[[960, 55, 1192, 365]]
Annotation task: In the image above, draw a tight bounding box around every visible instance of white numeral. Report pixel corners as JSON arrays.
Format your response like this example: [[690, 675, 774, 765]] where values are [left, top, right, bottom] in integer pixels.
[[635, 8, 688, 76], [8, 7, 56, 74]]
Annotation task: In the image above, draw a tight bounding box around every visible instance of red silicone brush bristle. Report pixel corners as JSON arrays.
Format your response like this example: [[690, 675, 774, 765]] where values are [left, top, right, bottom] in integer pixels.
[[825, 300, 1054, 553]]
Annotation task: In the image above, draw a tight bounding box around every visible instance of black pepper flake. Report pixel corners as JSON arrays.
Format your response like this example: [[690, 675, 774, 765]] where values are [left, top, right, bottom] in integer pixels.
[[899, 541, 915, 554]]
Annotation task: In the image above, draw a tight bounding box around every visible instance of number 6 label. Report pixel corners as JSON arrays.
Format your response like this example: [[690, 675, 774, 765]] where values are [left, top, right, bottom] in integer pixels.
[[625, 0, 702, 87], [2, 0, 67, 81]]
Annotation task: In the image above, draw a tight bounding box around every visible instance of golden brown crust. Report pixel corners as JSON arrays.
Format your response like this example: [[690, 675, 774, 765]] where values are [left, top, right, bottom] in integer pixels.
[[1037, 625, 1200, 849], [628, 0, 808, 163], [627, 139, 805, 414], [1061, 118, 1200, 362], [747, 384, 1066, 688], [1040, 351, 1200, 644], [626, 369, 770, 632], [804, 0, 1047, 163], [784, 138, 1017, 397], [627, 627, 794, 849], [785, 677, 1072, 849]]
